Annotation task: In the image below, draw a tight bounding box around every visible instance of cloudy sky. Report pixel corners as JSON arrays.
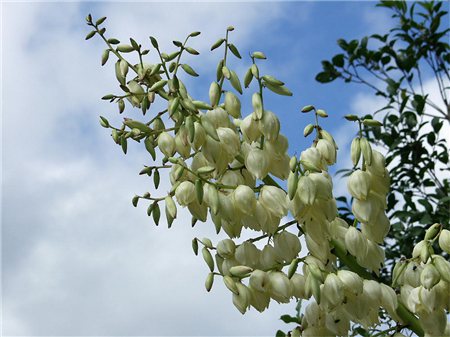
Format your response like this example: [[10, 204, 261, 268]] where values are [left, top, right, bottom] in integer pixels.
[[2, 1, 447, 336]]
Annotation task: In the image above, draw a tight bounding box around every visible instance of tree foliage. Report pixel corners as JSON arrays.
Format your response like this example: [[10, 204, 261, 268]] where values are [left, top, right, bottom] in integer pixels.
[[316, 0, 450, 278]]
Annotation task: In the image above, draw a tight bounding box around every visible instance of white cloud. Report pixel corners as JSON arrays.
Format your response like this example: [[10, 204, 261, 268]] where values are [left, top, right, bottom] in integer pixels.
[[2, 2, 299, 335]]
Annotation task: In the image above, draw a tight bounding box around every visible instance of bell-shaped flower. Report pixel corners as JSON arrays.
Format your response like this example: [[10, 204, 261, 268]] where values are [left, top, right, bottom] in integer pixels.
[[217, 127, 240, 159], [344, 226, 368, 257], [268, 271, 292, 303], [235, 242, 260, 269], [245, 148, 269, 180], [175, 181, 196, 206], [259, 186, 288, 218], [249, 270, 268, 293], [232, 282, 251, 314], [291, 273, 306, 299], [337, 270, 363, 296], [273, 230, 301, 262], [316, 139, 336, 165], [300, 147, 324, 172], [347, 170, 371, 200], [232, 185, 256, 215], [259, 110, 280, 141], [296, 175, 317, 206], [322, 273, 344, 307], [157, 132, 175, 157], [240, 114, 261, 142]]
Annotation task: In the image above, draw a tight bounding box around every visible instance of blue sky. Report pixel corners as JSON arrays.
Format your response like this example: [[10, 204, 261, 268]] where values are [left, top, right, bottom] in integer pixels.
[[2, 1, 447, 336]]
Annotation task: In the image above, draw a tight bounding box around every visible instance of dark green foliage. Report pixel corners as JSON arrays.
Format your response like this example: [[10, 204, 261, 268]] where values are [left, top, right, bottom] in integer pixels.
[[318, 0, 449, 280]]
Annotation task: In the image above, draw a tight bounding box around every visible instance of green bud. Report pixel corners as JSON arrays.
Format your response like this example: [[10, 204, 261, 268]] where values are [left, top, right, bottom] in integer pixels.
[[244, 67, 253, 88], [202, 247, 214, 272], [262, 75, 284, 86], [230, 265, 253, 277], [363, 119, 383, 127], [99, 116, 109, 128], [252, 51, 267, 59], [205, 273, 214, 292], [209, 82, 220, 107], [425, 223, 442, 241], [85, 30, 96, 40], [101, 49, 110, 66], [303, 123, 315, 137], [344, 114, 359, 121], [192, 238, 199, 255], [132, 195, 139, 207], [287, 259, 299, 279], [195, 179, 204, 204], [316, 109, 328, 118], [210, 38, 225, 51], [181, 63, 199, 77], [116, 44, 134, 53], [149, 79, 167, 92], [222, 66, 231, 79], [301, 105, 314, 113]]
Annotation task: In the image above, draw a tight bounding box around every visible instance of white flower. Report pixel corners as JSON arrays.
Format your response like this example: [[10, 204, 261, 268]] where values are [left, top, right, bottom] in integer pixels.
[[175, 181, 196, 206], [259, 186, 288, 218], [245, 148, 269, 179], [157, 132, 175, 157], [347, 170, 371, 200]]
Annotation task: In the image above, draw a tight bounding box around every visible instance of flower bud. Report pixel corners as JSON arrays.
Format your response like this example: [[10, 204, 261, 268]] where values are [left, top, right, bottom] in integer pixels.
[[232, 185, 256, 215], [175, 181, 196, 206], [438, 229, 450, 254], [230, 265, 253, 277], [359, 137, 372, 165], [309, 172, 333, 200], [424, 223, 441, 241], [421, 264, 440, 290], [260, 244, 278, 269], [412, 240, 430, 263], [268, 271, 293, 303], [259, 110, 280, 141], [296, 175, 317, 206], [224, 91, 241, 118], [350, 138, 361, 166], [316, 139, 336, 165], [363, 279, 382, 306], [287, 171, 299, 200], [209, 82, 220, 106], [345, 226, 368, 257], [216, 239, 236, 258], [246, 148, 269, 179], [347, 170, 371, 200], [157, 132, 175, 157]]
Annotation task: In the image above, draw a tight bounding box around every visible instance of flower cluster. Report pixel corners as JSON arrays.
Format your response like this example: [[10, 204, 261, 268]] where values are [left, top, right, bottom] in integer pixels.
[[87, 16, 449, 337]]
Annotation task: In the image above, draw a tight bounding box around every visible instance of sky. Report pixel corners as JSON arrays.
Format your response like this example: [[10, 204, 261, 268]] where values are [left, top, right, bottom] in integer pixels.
[[1, 1, 447, 336]]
